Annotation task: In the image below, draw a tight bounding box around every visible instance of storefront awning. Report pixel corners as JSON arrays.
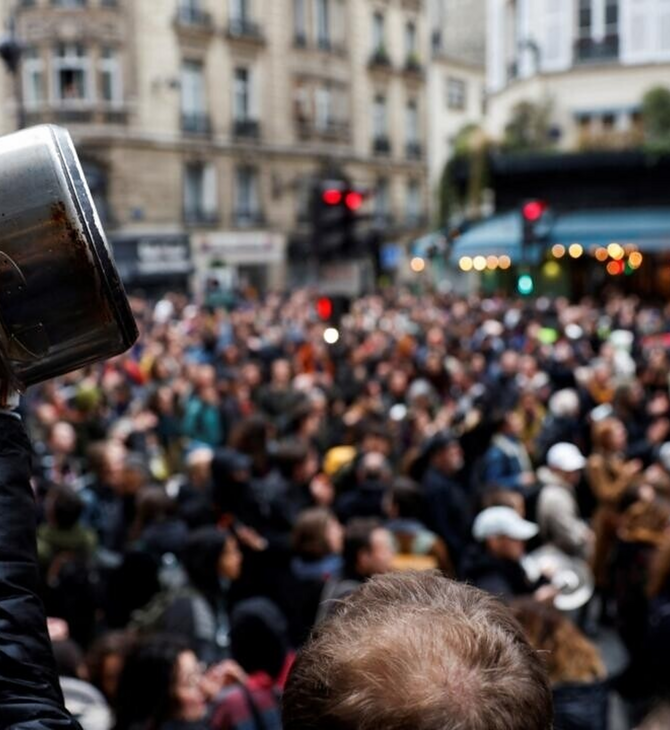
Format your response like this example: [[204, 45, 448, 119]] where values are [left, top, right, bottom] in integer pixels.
[[448, 212, 522, 263], [551, 209, 670, 251], [449, 208, 670, 264]]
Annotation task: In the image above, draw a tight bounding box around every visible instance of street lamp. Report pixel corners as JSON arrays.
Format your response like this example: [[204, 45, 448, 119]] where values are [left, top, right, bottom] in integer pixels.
[[0, 17, 25, 130]]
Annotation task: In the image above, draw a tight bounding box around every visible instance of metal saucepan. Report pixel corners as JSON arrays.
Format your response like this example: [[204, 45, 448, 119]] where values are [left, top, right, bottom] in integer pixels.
[[0, 125, 138, 390]]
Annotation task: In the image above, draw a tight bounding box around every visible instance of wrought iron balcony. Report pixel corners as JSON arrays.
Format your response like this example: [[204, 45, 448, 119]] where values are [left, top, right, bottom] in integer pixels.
[[233, 210, 264, 228], [233, 118, 261, 139], [184, 209, 219, 227], [181, 112, 212, 135], [405, 141, 422, 160], [574, 35, 619, 63], [373, 136, 392, 155], [227, 19, 264, 43], [369, 48, 392, 69]]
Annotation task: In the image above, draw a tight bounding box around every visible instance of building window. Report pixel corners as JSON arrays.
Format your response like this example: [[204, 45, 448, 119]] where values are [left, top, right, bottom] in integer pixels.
[[99, 47, 122, 105], [374, 177, 390, 223], [315, 0, 330, 48], [22, 47, 45, 106], [294, 0, 307, 44], [230, 0, 250, 23], [405, 21, 417, 57], [605, 0, 619, 34], [234, 167, 261, 226], [181, 59, 208, 131], [446, 77, 466, 110], [406, 100, 418, 143], [178, 0, 208, 24], [234, 67, 252, 121], [578, 0, 592, 39], [406, 180, 421, 224], [184, 162, 218, 224], [373, 94, 388, 137], [372, 11, 385, 52], [53, 43, 90, 103], [315, 86, 333, 130]]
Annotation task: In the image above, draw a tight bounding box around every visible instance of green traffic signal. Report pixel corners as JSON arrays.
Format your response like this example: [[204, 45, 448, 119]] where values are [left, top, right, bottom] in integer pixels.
[[517, 273, 534, 296]]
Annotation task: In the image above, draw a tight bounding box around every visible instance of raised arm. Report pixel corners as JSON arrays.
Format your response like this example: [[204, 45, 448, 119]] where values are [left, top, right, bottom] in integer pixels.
[[0, 410, 81, 729]]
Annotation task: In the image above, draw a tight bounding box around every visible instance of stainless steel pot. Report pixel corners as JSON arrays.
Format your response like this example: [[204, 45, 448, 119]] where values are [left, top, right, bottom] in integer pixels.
[[0, 125, 138, 390]]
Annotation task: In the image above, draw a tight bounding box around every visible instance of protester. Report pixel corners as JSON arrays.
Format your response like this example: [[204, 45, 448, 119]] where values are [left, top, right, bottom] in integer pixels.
[[18, 288, 670, 727], [536, 442, 593, 558]]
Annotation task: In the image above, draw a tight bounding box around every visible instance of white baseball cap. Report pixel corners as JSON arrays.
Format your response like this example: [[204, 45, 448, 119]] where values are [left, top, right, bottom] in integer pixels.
[[473, 506, 539, 542], [546, 442, 587, 472]]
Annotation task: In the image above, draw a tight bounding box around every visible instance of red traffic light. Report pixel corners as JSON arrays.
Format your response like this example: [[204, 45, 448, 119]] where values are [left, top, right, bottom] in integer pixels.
[[345, 191, 364, 211], [322, 189, 343, 205], [522, 200, 548, 222], [316, 297, 333, 320]]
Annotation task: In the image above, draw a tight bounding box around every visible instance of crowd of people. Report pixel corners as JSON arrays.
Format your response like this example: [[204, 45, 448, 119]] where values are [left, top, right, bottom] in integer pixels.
[[22, 288, 670, 729]]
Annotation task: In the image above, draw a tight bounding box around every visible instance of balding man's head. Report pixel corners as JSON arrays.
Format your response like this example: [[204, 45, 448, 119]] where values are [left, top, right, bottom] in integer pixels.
[[283, 571, 552, 730]]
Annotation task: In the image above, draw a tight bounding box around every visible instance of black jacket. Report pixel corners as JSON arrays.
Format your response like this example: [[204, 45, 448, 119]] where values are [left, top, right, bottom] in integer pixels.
[[0, 412, 81, 728], [460, 546, 537, 600]]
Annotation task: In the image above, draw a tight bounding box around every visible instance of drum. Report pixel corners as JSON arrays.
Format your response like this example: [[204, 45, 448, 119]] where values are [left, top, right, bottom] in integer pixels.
[[0, 125, 138, 389]]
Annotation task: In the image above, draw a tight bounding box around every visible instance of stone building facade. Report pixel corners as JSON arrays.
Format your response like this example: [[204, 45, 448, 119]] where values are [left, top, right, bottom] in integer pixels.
[[486, 0, 670, 150], [0, 0, 440, 293]]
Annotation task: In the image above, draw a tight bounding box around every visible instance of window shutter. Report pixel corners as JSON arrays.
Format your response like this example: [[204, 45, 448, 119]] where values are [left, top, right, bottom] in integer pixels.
[[657, 0, 670, 58], [486, 0, 506, 92], [621, 0, 653, 62], [541, 0, 573, 71]]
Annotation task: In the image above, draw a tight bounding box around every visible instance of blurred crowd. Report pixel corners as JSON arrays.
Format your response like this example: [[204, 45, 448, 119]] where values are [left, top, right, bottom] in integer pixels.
[[24, 288, 670, 729]]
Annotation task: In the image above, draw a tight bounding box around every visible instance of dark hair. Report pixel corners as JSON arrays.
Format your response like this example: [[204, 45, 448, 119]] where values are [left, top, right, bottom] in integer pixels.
[[182, 526, 230, 604], [342, 518, 380, 579], [292, 508, 336, 561], [389, 477, 424, 520], [230, 598, 290, 679], [53, 638, 85, 679], [86, 630, 135, 701], [114, 634, 192, 730], [131, 486, 175, 541], [49, 485, 84, 530], [283, 571, 553, 730]]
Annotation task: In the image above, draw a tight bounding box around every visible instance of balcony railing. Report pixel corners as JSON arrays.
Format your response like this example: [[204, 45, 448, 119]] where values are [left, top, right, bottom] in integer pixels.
[[233, 118, 261, 139], [233, 210, 265, 228], [574, 35, 619, 63], [53, 108, 94, 123], [184, 209, 219, 227], [369, 48, 392, 69], [373, 136, 391, 155], [51, 0, 87, 7], [181, 112, 212, 135], [175, 6, 214, 28], [24, 104, 128, 126], [227, 19, 264, 43], [404, 56, 424, 76], [405, 141, 422, 160], [297, 118, 350, 141]]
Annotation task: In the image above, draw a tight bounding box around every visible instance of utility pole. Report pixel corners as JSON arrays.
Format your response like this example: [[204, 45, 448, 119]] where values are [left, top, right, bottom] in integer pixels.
[[0, 16, 25, 130]]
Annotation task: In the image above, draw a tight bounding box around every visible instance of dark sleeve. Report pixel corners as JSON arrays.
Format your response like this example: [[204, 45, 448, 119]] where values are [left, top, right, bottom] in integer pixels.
[[0, 413, 82, 729]]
